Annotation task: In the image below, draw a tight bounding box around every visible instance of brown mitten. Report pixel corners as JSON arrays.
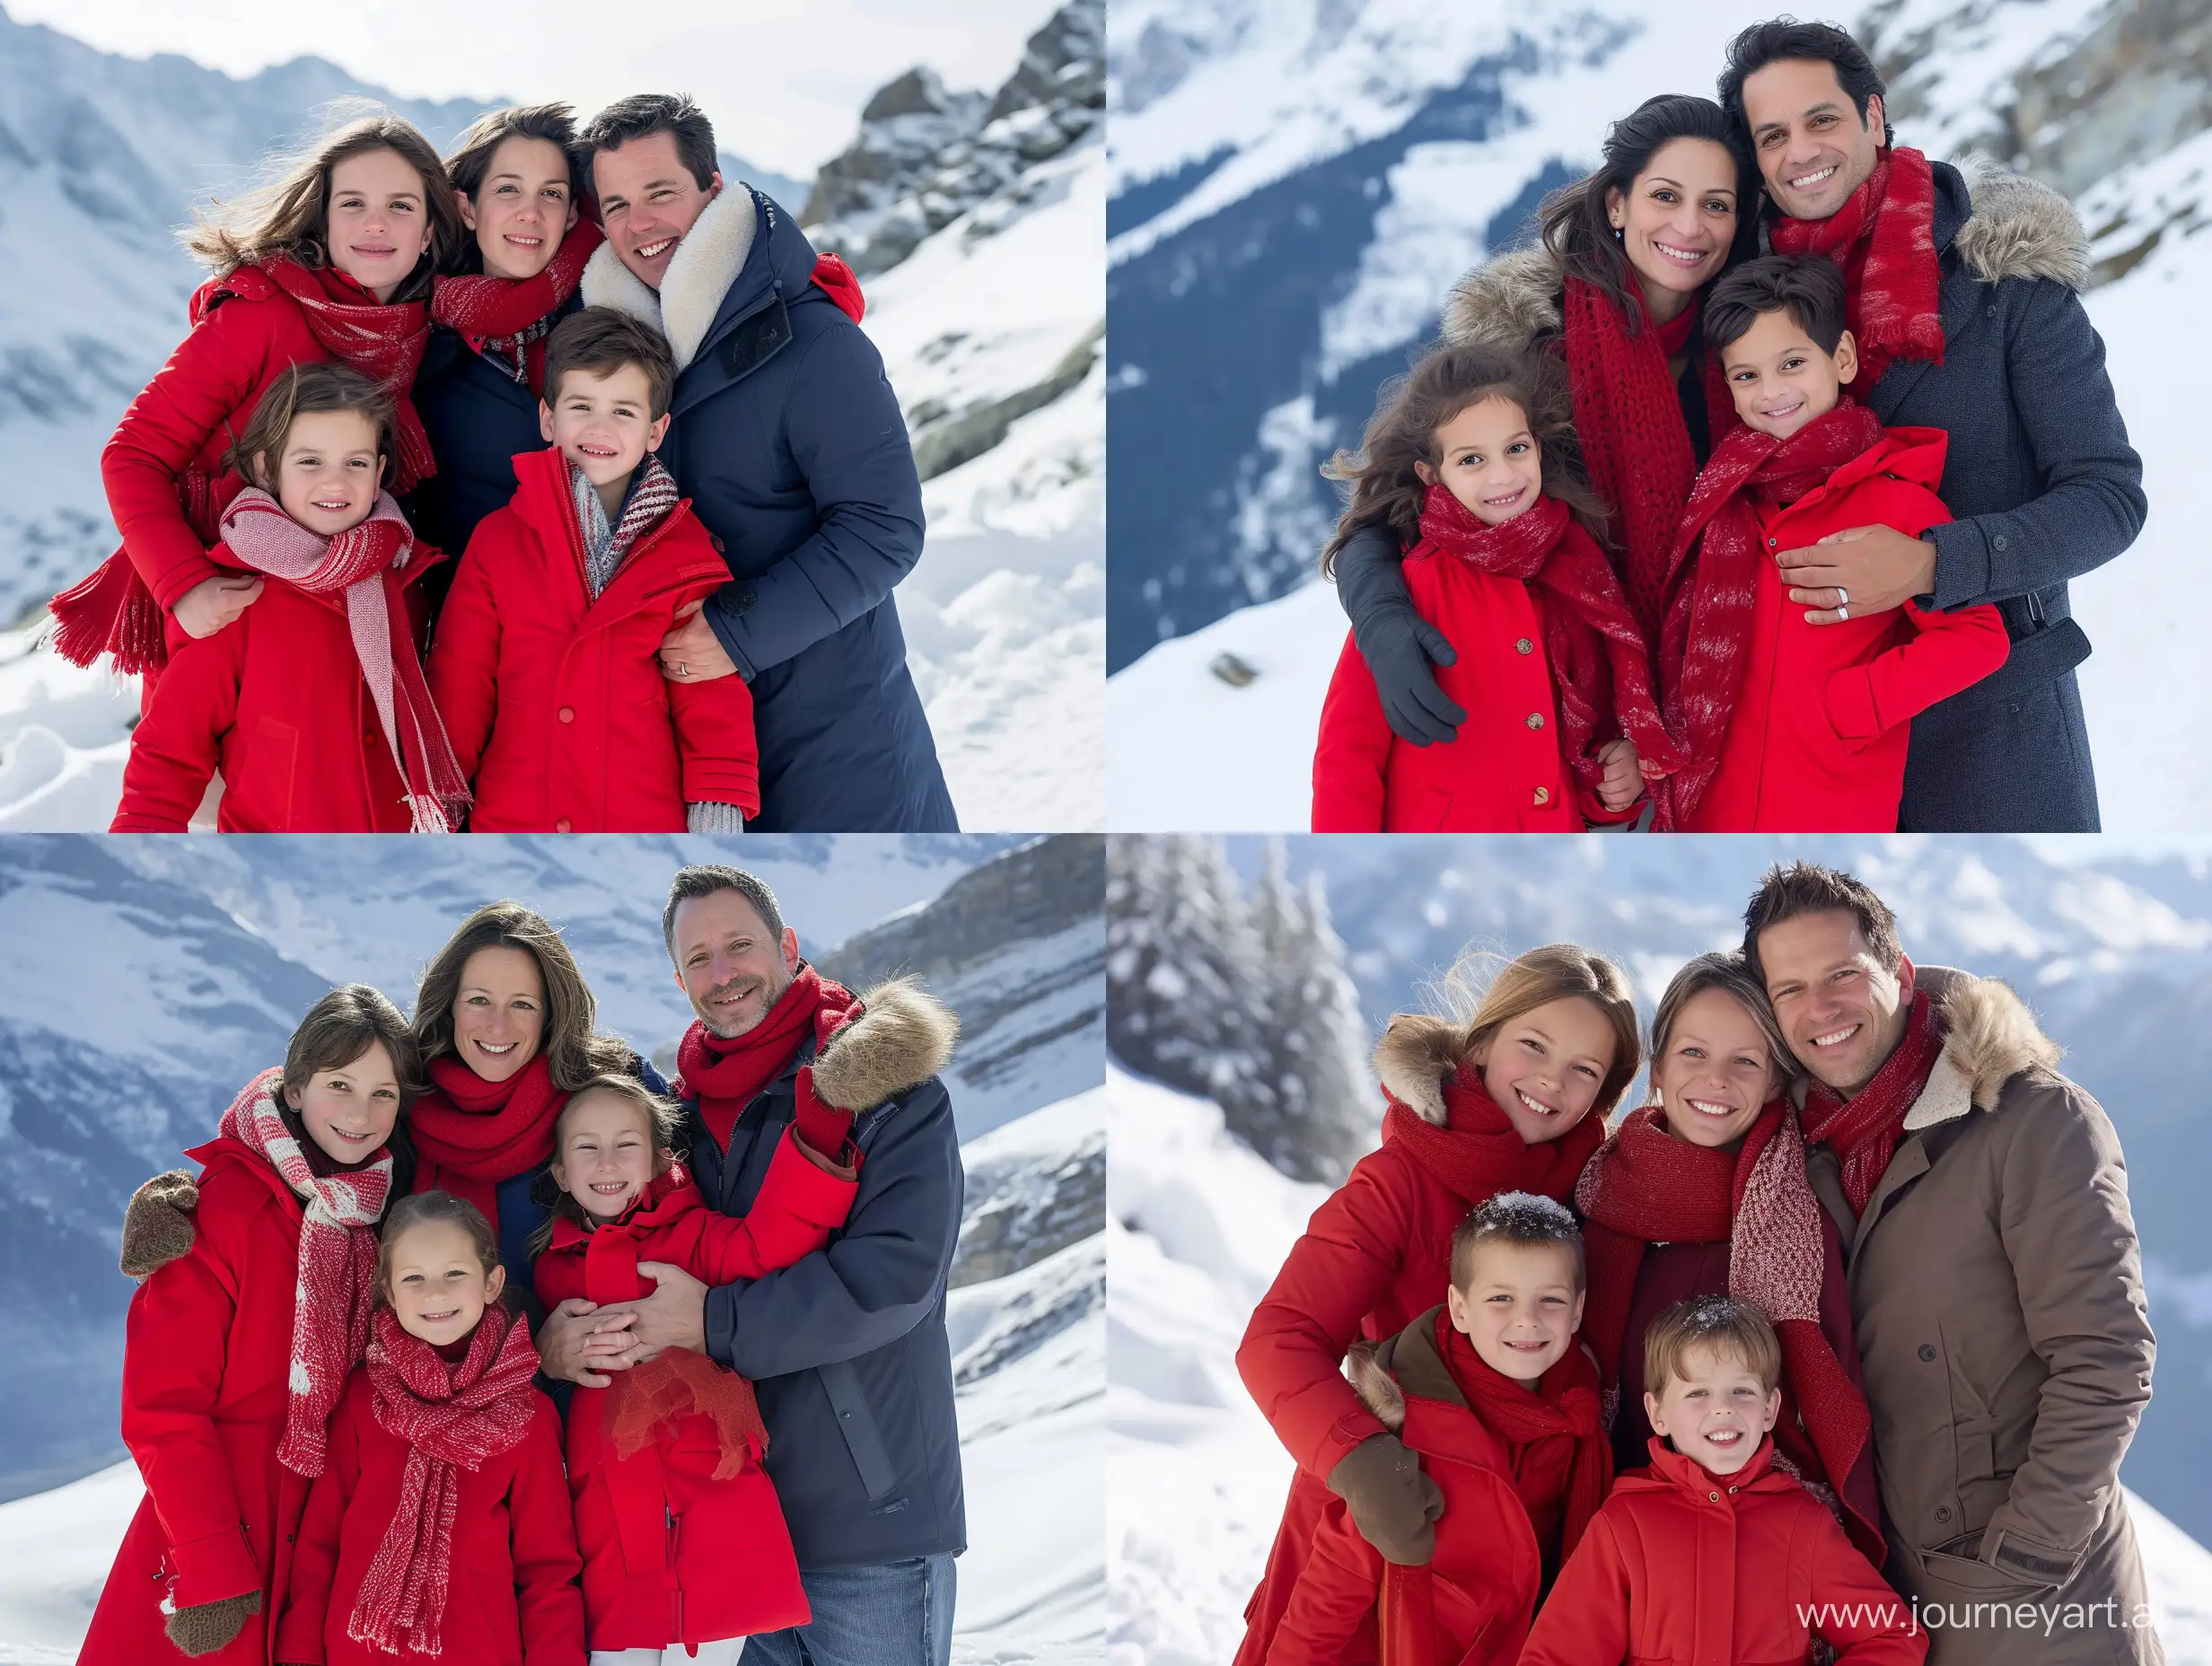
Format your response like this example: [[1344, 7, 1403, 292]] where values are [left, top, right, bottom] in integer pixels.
[[164, 1589, 259, 1656], [122, 1169, 200, 1279], [1326, 1433, 1445, 1565]]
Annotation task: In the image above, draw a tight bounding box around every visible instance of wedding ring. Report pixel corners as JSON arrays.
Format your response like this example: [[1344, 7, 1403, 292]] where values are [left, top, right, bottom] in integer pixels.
[[679, 663, 691, 677], [1836, 587, 1849, 606], [1838, 605, 1850, 621]]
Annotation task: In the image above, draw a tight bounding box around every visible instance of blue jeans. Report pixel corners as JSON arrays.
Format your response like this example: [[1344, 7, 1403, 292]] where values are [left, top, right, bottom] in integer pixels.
[[739, 1556, 956, 1666]]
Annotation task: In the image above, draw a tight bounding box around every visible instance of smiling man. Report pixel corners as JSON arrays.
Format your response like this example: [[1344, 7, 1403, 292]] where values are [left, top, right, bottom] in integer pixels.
[[1744, 862, 2157, 1665], [1719, 22, 2145, 831], [574, 94, 957, 833]]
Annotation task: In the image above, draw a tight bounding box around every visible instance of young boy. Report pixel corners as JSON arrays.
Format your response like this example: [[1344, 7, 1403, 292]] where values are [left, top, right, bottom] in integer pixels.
[[1521, 1296, 1925, 1665], [426, 306, 759, 832], [1268, 1194, 1611, 1666], [1660, 254, 2009, 832]]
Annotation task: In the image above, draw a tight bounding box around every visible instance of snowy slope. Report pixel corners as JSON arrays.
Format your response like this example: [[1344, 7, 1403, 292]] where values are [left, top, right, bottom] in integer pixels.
[[1105, 1061, 2212, 1665]]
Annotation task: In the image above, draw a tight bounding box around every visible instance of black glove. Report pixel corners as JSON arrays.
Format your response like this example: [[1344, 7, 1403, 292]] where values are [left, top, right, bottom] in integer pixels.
[[1334, 522, 1464, 745]]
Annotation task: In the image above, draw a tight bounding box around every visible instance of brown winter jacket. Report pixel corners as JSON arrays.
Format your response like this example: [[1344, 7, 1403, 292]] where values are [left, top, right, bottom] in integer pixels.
[[1802, 966, 2158, 1666]]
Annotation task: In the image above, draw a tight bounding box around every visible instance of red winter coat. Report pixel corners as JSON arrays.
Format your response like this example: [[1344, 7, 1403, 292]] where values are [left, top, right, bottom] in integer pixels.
[[426, 445, 759, 832], [1682, 427, 2009, 831], [81, 1138, 333, 1666], [1313, 544, 1630, 831], [1519, 1437, 1926, 1666], [110, 543, 443, 832], [273, 1370, 583, 1666], [531, 1133, 856, 1649]]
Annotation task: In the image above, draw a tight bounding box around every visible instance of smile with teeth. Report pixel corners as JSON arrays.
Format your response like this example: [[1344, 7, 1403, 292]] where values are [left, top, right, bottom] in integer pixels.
[[475, 1039, 517, 1055], [1760, 398, 1806, 420], [1515, 1086, 1560, 1117], [1651, 240, 1707, 267], [1704, 1426, 1744, 1444], [589, 1180, 632, 1196], [636, 237, 677, 260], [1483, 486, 1526, 506], [1812, 1023, 1859, 1048], [328, 1127, 373, 1143], [505, 234, 543, 246], [578, 443, 618, 458], [311, 497, 351, 511], [1686, 1098, 1739, 1118], [1789, 163, 1838, 191]]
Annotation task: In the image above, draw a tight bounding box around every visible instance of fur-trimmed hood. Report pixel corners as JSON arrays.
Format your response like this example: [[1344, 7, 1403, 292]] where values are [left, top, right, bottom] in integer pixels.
[[581, 184, 760, 373], [1901, 964, 2063, 1132], [810, 977, 959, 1113], [1373, 1013, 1482, 1127]]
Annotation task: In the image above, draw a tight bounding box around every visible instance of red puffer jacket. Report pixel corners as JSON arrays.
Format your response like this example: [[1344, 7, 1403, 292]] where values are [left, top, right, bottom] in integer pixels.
[[1682, 426, 2010, 831], [110, 545, 444, 832], [426, 445, 759, 832], [531, 1134, 856, 1650], [1519, 1437, 1927, 1666], [274, 1369, 583, 1666], [80, 1139, 333, 1666]]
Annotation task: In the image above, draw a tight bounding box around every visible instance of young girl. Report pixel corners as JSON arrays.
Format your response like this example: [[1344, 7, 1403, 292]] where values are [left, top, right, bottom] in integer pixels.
[[54, 113, 462, 686], [1573, 951, 1882, 1558], [1311, 342, 1677, 831], [1233, 943, 1642, 1666], [110, 362, 470, 832], [82, 986, 418, 1666], [275, 1193, 583, 1666], [531, 1073, 863, 1662]]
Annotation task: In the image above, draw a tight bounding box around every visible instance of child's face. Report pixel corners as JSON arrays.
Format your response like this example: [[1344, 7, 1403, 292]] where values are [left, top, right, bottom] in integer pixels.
[[1722, 308, 1859, 440], [325, 146, 433, 302], [540, 363, 672, 491], [1645, 1340, 1782, 1476], [451, 945, 546, 1084], [1446, 1241, 1584, 1383], [1653, 987, 1782, 1152], [1416, 395, 1543, 526], [549, 1088, 661, 1220], [384, 1218, 505, 1347], [270, 408, 385, 539], [1478, 995, 1616, 1144], [285, 1040, 402, 1166]]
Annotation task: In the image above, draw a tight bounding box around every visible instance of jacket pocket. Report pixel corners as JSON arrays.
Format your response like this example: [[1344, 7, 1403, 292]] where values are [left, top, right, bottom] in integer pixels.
[[818, 1358, 900, 1505], [1919, 1532, 2060, 1599], [1416, 786, 1452, 831], [240, 716, 300, 829]]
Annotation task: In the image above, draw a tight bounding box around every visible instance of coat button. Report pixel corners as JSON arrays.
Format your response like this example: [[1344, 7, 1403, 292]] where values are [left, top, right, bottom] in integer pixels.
[[1936, 1505, 1953, 1523], [555, 818, 573, 833], [1514, 637, 1532, 654], [1992, 535, 2008, 551], [1524, 712, 1544, 730], [1918, 1344, 1936, 1362], [1708, 1491, 1718, 1502], [1532, 786, 1549, 807], [1768, 537, 1777, 548], [558, 706, 575, 723]]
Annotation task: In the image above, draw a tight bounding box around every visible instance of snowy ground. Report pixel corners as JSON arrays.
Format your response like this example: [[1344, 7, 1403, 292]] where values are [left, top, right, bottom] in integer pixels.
[[1105, 1063, 2212, 1665]]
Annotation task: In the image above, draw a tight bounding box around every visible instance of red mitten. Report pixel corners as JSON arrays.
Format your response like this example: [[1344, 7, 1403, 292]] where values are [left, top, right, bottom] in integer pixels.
[[792, 1063, 856, 1164]]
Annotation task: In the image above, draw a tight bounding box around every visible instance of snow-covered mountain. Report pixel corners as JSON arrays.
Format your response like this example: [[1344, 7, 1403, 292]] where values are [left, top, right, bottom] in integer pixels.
[[1104, 0, 2210, 831], [0, 0, 1105, 831]]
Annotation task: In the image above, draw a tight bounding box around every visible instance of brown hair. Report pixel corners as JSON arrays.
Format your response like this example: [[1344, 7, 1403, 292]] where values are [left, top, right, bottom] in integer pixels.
[[543, 306, 677, 421], [1705, 253, 1848, 355], [222, 361, 397, 491], [412, 901, 638, 1092], [1318, 340, 1606, 577], [1643, 1294, 1783, 1395], [1741, 863, 1902, 988], [528, 1074, 689, 1258], [1647, 951, 1798, 1103], [442, 103, 582, 275], [376, 1190, 502, 1303], [663, 864, 786, 957], [1440, 943, 1643, 1118], [1450, 1190, 1585, 1291], [575, 92, 719, 197], [182, 109, 463, 301], [282, 983, 424, 1108]]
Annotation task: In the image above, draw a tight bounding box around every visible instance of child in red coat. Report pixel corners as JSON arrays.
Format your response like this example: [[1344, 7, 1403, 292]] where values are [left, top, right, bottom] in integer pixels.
[[530, 1072, 860, 1662], [426, 307, 759, 832], [1235, 943, 1641, 1666], [1657, 255, 2009, 830], [1312, 341, 1675, 830], [111, 363, 470, 832], [1271, 1195, 1611, 1666], [82, 986, 419, 1666], [1521, 1296, 1925, 1666], [276, 1192, 584, 1666]]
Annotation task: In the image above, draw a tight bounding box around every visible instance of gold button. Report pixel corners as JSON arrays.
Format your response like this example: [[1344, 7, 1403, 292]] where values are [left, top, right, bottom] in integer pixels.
[[1532, 786, 1550, 806], [1514, 637, 1533, 654], [1525, 712, 1544, 730]]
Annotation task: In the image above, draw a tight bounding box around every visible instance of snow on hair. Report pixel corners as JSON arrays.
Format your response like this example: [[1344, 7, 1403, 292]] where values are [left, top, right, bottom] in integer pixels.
[[1451, 1189, 1585, 1290]]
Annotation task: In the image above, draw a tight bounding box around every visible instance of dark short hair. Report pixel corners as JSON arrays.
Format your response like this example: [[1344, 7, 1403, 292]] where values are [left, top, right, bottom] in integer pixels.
[[1644, 1294, 1783, 1394], [1718, 18, 1894, 149], [543, 307, 677, 420], [224, 361, 397, 489], [1741, 862, 1903, 986], [1704, 253, 1848, 355], [576, 93, 719, 197], [1450, 1191, 1585, 1292], [663, 864, 786, 958]]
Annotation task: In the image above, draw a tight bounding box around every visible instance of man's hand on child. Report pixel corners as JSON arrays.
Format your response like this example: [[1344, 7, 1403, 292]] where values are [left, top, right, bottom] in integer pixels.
[[1776, 524, 1937, 625], [659, 599, 740, 682], [1594, 740, 1642, 811], [173, 574, 265, 639]]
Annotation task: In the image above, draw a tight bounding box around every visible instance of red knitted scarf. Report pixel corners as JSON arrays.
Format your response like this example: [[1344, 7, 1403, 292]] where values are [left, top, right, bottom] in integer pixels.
[[432, 219, 606, 396], [258, 256, 436, 488], [1415, 487, 1678, 785], [1562, 279, 1735, 639], [1801, 987, 1945, 1216], [217, 1068, 391, 1477], [1651, 399, 1887, 828], [408, 1055, 567, 1232], [216, 488, 470, 831], [675, 965, 863, 1151], [350, 1304, 540, 1659], [1380, 1063, 1605, 1209], [1769, 146, 1944, 393], [1574, 1101, 1878, 1555], [1440, 1311, 1610, 1560]]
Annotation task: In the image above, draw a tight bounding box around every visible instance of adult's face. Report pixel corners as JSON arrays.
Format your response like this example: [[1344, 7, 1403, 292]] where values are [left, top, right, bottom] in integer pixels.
[[1756, 908, 1915, 1096], [670, 888, 800, 1039], [591, 131, 721, 292], [1652, 986, 1780, 1152], [460, 134, 579, 281], [1741, 57, 1885, 223], [451, 944, 546, 1083], [1604, 136, 1741, 309]]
